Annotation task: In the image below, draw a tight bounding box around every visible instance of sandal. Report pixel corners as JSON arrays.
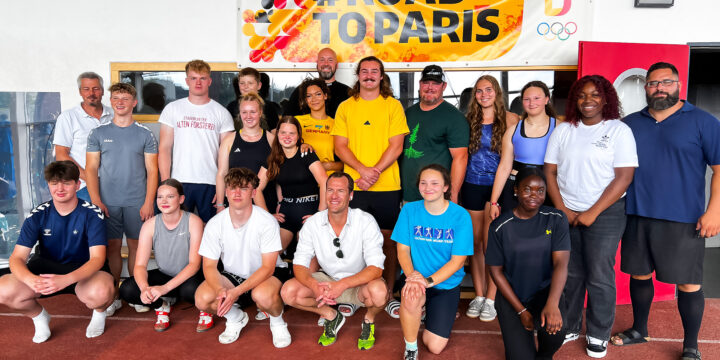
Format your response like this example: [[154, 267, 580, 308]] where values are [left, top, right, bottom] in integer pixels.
[[154, 308, 171, 332], [385, 299, 400, 319], [681, 347, 701, 360], [610, 329, 649, 346], [338, 303, 358, 317], [196, 311, 214, 332]]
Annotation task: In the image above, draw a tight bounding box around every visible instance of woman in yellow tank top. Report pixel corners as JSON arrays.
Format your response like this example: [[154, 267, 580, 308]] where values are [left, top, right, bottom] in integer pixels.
[[295, 78, 343, 175]]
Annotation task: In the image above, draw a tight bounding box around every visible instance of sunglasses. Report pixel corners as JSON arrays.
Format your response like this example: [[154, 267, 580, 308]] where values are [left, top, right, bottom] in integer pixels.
[[333, 237, 344, 258]]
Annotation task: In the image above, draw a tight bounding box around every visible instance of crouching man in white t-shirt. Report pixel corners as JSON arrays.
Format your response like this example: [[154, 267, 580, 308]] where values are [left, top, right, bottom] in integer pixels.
[[194, 167, 291, 347]]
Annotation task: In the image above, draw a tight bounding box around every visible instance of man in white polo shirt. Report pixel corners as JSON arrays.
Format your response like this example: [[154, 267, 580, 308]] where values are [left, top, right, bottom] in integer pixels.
[[53, 72, 113, 202], [281, 172, 388, 350]]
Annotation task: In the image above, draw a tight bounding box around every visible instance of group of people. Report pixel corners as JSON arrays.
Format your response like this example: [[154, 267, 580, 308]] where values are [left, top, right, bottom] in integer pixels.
[[0, 48, 717, 360]]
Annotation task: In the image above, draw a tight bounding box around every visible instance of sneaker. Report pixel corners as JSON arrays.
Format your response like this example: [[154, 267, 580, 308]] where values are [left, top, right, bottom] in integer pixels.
[[317, 316, 326, 327], [105, 299, 122, 317], [404, 348, 419, 360], [478, 300, 497, 322], [255, 309, 269, 321], [357, 321, 375, 350], [196, 311, 214, 332], [318, 311, 345, 346], [466, 296, 485, 318], [131, 303, 151, 313], [153, 301, 171, 332], [564, 332, 580, 345], [270, 322, 292, 348], [218, 310, 249, 344], [586, 335, 608, 358]]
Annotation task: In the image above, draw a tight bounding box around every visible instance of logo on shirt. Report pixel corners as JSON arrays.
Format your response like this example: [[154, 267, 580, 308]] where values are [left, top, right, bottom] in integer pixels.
[[234, 148, 242, 153], [85, 204, 105, 220], [404, 123, 424, 159], [363, 120, 371, 125], [592, 135, 610, 150], [414, 225, 455, 243], [73, 229, 78, 235], [546, 229, 552, 235], [43, 229, 52, 236], [103, 139, 113, 143]]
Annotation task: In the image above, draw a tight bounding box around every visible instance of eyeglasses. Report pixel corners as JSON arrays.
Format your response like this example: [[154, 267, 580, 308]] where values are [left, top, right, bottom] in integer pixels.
[[333, 237, 344, 259], [645, 79, 678, 88]]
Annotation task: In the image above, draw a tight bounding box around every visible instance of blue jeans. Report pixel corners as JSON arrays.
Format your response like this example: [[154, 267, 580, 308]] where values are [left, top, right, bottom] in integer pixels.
[[564, 197, 626, 340]]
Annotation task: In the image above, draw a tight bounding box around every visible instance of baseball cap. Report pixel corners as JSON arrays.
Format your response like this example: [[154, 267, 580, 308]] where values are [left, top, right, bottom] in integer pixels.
[[420, 65, 445, 83]]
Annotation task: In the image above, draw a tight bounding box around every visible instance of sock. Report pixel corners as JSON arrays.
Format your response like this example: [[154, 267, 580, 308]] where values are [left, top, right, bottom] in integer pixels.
[[31, 308, 51, 343], [485, 298, 495, 306], [223, 304, 244, 324], [405, 339, 418, 351], [678, 289, 704, 349], [86, 309, 107, 338], [269, 311, 285, 326], [630, 278, 654, 337]]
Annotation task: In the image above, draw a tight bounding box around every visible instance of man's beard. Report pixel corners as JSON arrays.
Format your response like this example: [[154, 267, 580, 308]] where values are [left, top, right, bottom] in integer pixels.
[[647, 89, 680, 110], [318, 68, 334, 81]]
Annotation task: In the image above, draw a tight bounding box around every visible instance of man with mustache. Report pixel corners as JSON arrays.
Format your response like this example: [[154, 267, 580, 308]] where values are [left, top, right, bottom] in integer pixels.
[[613, 62, 720, 360], [283, 48, 351, 118], [53, 72, 113, 203], [331, 56, 409, 319]]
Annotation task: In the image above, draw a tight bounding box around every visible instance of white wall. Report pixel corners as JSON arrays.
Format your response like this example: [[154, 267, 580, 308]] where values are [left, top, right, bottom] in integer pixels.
[[1, 0, 719, 112]]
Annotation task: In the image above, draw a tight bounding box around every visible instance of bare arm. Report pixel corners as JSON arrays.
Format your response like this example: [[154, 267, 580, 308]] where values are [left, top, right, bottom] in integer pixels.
[[309, 161, 329, 211], [334, 135, 368, 176], [55, 145, 86, 181], [215, 134, 233, 212], [698, 164, 720, 237], [202, 257, 225, 294], [158, 124, 174, 181], [322, 161, 344, 172], [574, 167, 635, 227], [229, 252, 279, 297], [449, 147, 468, 203], [396, 242, 415, 276], [34, 245, 106, 295], [141, 153, 159, 221], [373, 133, 406, 172], [132, 218, 155, 292], [253, 167, 268, 211], [157, 215, 204, 293], [8, 245, 39, 289], [489, 124, 516, 218], [85, 151, 107, 214], [544, 163, 576, 223]]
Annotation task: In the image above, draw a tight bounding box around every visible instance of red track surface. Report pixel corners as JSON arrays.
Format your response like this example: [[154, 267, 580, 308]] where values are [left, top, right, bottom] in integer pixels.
[[1, 297, 718, 359]]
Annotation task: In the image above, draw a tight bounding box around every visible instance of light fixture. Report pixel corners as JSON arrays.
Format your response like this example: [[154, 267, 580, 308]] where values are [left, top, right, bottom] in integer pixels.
[[634, 0, 674, 8]]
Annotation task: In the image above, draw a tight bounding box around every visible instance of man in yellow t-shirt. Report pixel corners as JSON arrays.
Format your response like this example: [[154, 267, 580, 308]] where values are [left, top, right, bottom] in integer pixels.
[[331, 56, 409, 318]]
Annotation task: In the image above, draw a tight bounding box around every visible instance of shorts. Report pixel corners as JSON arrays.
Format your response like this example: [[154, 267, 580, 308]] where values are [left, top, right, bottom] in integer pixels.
[[278, 195, 319, 233], [620, 215, 705, 284], [460, 182, 492, 211], [221, 267, 291, 308], [424, 285, 461, 339], [311, 272, 365, 307], [106, 205, 143, 239], [182, 183, 215, 223], [350, 190, 401, 230], [26, 255, 111, 298]]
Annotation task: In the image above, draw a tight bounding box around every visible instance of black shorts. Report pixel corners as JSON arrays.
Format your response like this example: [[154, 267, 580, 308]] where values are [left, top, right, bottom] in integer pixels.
[[460, 182, 492, 211], [620, 215, 704, 284], [26, 256, 111, 298], [424, 285, 461, 339], [350, 190, 401, 230], [278, 196, 319, 234], [221, 266, 291, 308]]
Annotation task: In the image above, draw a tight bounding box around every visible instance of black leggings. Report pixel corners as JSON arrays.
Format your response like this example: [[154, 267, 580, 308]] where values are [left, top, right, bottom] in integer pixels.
[[495, 286, 567, 360], [119, 269, 204, 309]]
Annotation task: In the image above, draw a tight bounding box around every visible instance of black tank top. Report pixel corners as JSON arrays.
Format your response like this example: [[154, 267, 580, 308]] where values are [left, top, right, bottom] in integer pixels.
[[228, 130, 271, 173]]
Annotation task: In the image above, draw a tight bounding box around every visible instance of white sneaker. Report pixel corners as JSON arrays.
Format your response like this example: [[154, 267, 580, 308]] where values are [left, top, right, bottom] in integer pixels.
[[131, 303, 151, 313], [586, 335, 608, 358], [466, 296, 485, 318], [255, 309, 269, 321], [270, 322, 292, 348], [564, 332, 580, 344], [105, 299, 122, 317], [218, 311, 249, 344], [478, 300, 497, 322]]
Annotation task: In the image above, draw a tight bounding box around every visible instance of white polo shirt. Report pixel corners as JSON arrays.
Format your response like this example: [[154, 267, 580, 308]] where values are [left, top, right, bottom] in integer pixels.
[[295, 208, 385, 281], [52, 103, 113, 188]]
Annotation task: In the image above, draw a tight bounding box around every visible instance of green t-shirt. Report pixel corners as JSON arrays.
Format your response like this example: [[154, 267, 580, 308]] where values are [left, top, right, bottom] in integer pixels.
[[401, 101, 469, 201]]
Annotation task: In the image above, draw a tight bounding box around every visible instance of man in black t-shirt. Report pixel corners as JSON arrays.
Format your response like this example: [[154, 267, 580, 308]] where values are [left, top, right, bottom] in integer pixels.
[[283, 48, 350, 118]]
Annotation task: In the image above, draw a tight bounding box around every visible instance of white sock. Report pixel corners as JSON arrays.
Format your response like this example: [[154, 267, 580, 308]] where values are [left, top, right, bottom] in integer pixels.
[[268, 311, 285, 326], [485, 298, 495, 306], [223, 305, 244, 324], [31, 308, 51, 343], [405, 339, 418, 351], [86, 309, 107, 338]]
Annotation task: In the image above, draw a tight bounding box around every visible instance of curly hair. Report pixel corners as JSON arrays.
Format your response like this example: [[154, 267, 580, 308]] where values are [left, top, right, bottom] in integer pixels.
[[349, 56, 394, 100], [467, 75, 507, 154], [108, 82, 137, 99], [565, 75, 623, 126], [225, 167, 259, 189], [185, 59, 210, 75], [519, 81, 557, 120], [298, 78, 329, 111], [266, 116, 304, 181]]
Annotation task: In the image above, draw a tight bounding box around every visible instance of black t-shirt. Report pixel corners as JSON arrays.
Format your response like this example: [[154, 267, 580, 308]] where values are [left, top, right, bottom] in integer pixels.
[[276, 150, 320, 198], [283, 80, 351, 118], [485, 205, 570, 303]]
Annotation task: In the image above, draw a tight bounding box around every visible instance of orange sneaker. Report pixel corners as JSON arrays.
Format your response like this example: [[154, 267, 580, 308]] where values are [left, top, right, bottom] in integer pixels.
[[154, 302, 171, 332], [196, 311, 214, 332]]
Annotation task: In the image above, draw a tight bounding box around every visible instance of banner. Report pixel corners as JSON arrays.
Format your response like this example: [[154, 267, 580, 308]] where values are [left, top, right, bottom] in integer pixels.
[[238, 0, 589, 69]]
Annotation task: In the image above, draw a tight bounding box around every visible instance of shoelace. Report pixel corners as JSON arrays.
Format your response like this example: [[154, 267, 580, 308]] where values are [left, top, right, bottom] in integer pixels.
[[404, 350, 417, 360]]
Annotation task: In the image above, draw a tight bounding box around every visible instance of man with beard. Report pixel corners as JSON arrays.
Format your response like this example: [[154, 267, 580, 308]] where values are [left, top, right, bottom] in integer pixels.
[[401, 65, 469, 203], [283, 48, 350, 118], [53, 72, 114, 202], [612, 62, 720, 360]]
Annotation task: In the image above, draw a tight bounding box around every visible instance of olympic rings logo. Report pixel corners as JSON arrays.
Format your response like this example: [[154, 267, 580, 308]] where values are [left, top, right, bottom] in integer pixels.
[[536, 22, 577, 41]]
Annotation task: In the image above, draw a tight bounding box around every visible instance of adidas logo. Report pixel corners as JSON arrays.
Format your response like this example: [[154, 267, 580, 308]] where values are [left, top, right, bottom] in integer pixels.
[[234, 148, 242, 153], [363, 120, 371, 125]]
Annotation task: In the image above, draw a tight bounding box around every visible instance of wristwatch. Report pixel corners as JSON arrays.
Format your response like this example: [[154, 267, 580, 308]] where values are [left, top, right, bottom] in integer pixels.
[[425, 276, 434, 288]]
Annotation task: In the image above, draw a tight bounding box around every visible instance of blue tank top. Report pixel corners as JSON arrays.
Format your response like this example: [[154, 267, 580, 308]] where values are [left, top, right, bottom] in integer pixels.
[[512, 117, 556, 167], [465, 124, 500, 186]]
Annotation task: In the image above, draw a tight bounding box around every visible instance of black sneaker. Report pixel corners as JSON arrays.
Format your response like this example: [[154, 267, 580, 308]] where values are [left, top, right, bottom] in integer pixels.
[[404, 348, 418, 360], [318, 311, 345, 346]]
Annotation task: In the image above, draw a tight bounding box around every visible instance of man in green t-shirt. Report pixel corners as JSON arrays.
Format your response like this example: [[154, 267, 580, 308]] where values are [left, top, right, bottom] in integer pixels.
[[401, 65, 469, 203]]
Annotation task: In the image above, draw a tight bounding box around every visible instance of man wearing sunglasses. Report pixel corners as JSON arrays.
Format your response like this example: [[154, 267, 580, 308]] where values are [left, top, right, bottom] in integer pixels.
[[281, 172, 388, 350]]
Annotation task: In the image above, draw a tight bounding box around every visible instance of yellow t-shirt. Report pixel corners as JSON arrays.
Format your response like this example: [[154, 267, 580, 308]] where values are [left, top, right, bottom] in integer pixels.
[[296, 114, 336, 175], [331, 95, 409, 191]]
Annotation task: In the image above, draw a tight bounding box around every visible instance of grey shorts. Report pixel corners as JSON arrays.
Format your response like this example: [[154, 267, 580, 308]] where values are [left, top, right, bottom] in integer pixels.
[[106, 205, 143, 239], [311, 272, 366, 307]]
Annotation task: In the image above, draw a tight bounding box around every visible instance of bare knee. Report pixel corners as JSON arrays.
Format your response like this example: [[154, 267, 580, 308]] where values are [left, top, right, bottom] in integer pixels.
[[678, 284, 702, 292], [0, 275, 36, 308], [77, 275, 114, 309], [280, 280, 301, 306], [400, 294, 423, 315], [365, 279, 388, 307], [631, 274, 653, 281], [194, 284, 217, 312], [423, 331, 449, 355]]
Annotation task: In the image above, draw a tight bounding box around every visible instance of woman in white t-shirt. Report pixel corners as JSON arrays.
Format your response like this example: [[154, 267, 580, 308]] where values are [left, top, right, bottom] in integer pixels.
[[543, 75, 638, 358]]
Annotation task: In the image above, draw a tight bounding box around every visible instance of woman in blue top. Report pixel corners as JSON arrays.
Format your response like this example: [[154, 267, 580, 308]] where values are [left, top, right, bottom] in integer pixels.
[[489, 81, 559, 221], [393, 164, 473, 360]]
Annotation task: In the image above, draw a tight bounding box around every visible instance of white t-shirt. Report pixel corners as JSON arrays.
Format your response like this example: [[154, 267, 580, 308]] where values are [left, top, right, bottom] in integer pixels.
[[544, 120, 638, 212], [158, 98, 234, 185], [198, 206, 286, 279], [52, 104, 113, 188]]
